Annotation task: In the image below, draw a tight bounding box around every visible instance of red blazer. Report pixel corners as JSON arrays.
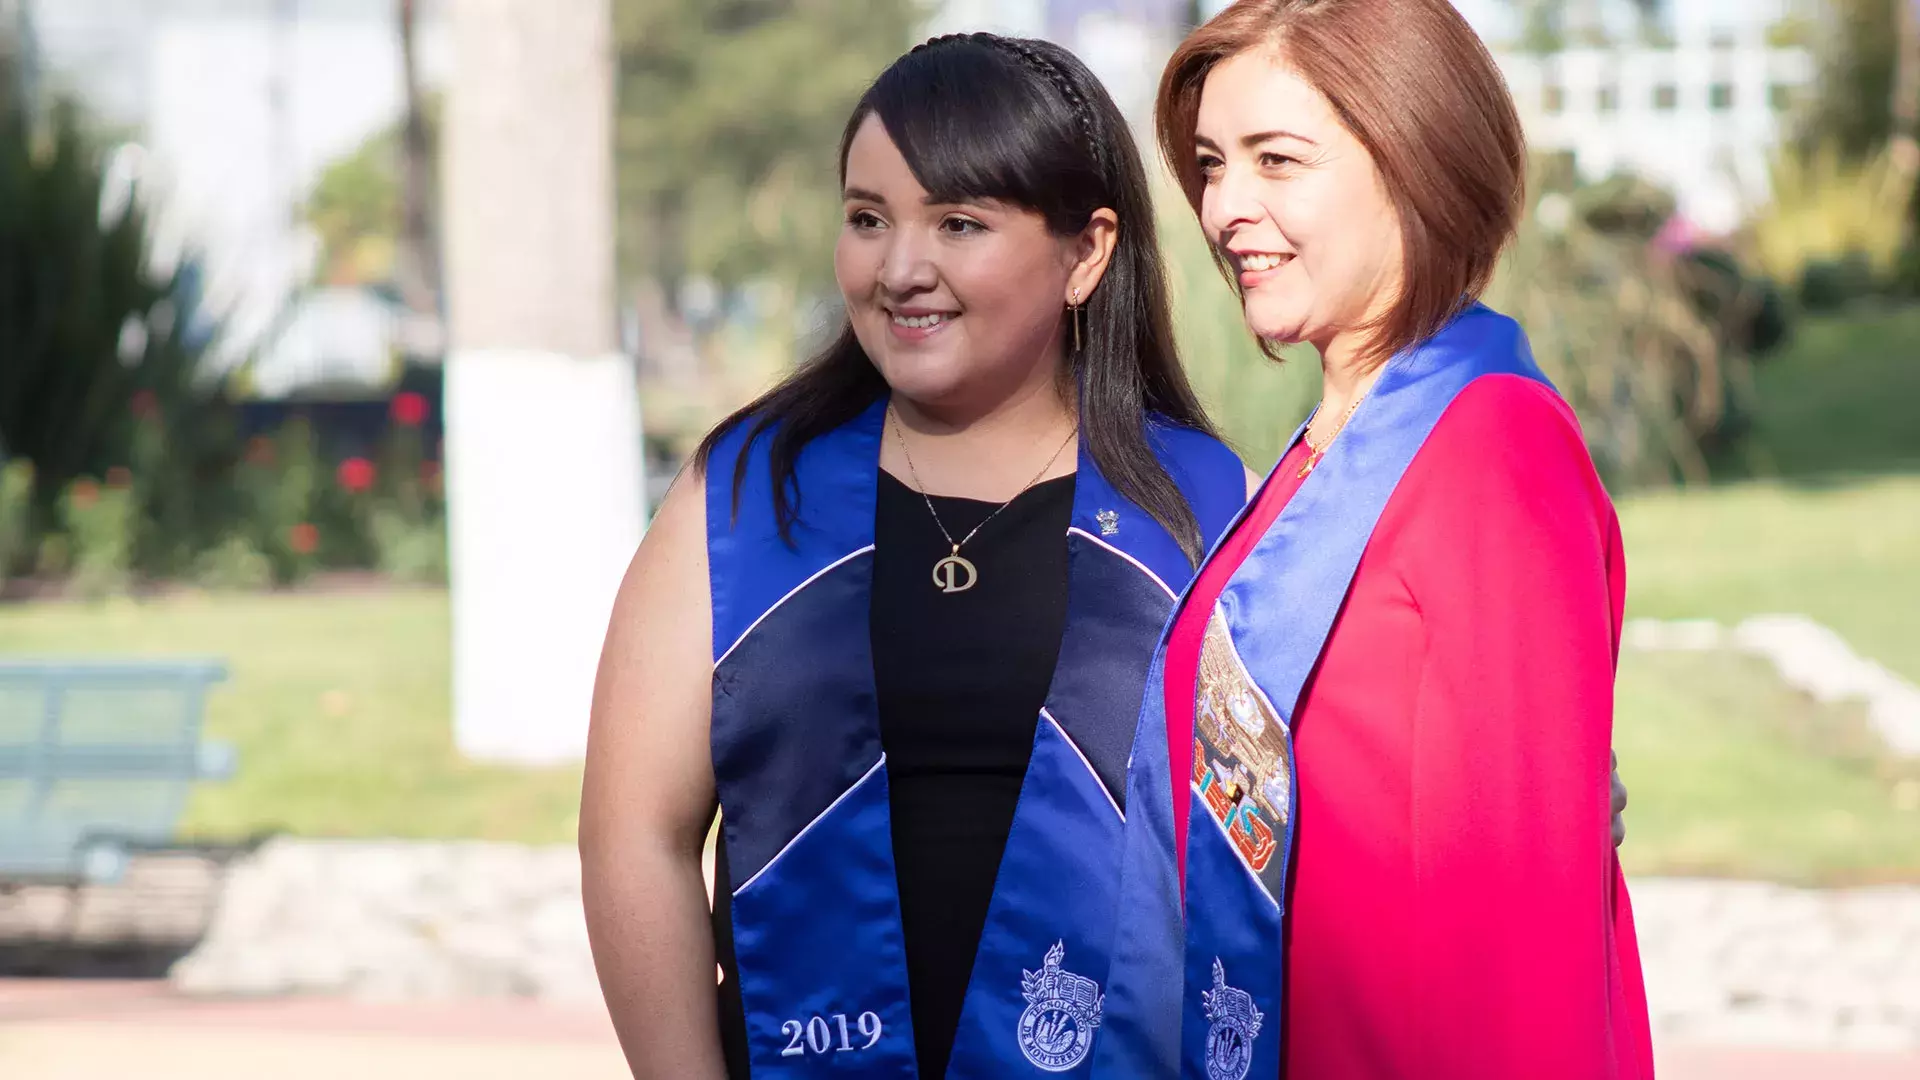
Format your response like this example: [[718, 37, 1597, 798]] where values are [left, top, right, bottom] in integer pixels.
[[1164, 374, 1655, 1079]]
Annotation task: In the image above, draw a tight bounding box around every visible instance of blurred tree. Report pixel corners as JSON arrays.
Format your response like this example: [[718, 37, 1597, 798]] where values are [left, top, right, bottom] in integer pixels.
[[395, 0, 439, 322], [305, 95, 441, 289], [1786, 0, 1920, 290], [612, 0, 925, 302], [307, 126, 401, 285], [0, 3, 14, 105], [317, 0, 922, 312], [298, 1, 438, 324], [1801, 0, 1905, 161]]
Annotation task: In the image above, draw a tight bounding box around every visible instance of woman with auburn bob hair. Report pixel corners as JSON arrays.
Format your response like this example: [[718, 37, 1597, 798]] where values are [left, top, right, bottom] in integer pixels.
[[1094, 2, 1655, 1079]]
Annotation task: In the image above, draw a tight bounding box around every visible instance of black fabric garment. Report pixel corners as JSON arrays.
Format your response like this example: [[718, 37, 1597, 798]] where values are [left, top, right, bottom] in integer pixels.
[[712, 468, 1074, 1078], [872, 468, 1074, 1078]]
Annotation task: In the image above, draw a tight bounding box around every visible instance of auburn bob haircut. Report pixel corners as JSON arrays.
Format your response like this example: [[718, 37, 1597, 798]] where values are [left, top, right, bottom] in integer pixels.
[[1157, 0, 1528, 364]]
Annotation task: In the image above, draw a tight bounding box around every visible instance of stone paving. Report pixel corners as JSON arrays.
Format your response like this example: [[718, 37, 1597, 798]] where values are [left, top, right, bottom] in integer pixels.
[[10, 837, 1920, 1074], [1634, 879, 1920, 1053], [3, 979, 1919, 1079]]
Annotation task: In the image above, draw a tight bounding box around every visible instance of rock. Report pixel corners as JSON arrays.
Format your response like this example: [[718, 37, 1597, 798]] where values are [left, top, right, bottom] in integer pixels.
[[1622, 617, 1725, 652], [170, 839, 600, 1003], [1870, 682, 1920, 757], [1625, 614, 1920, 758]]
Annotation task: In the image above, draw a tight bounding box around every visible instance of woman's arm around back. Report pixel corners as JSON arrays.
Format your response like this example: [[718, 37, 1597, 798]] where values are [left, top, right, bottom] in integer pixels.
[[581, 468, 728, 1080]]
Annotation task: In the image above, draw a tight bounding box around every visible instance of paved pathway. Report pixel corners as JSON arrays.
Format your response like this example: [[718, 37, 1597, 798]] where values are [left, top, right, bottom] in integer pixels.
[[4, 979, 1917, 1078], [0, 979, 627, 1079]]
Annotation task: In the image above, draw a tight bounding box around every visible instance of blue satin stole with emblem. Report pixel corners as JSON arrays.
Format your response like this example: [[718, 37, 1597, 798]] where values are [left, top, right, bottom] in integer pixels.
[[1092, 305, 1555, 1080], [705, 397, 1246, 1077]]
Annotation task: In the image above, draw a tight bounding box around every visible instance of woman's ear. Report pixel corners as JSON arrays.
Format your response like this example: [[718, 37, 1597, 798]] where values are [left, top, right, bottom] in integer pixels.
[[1064, 207, 1120, 305]]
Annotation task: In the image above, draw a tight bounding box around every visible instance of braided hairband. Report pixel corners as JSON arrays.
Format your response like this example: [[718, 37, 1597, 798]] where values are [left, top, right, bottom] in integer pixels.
[[909, 32, 1096, 146]]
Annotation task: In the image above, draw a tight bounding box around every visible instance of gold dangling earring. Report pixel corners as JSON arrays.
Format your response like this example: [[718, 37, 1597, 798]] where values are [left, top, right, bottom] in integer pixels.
[[1069, 288, 1082, 353]]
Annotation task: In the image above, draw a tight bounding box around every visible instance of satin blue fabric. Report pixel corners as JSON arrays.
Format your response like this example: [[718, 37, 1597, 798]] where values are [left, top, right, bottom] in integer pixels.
[[707, 398, 1245, 1077], [1093, 305, 1552, 1079]]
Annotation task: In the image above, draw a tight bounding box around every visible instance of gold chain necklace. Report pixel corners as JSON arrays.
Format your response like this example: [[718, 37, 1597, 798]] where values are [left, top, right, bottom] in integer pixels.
[[1298, 389, 1369, 478], [889, 405, 1077, 594]]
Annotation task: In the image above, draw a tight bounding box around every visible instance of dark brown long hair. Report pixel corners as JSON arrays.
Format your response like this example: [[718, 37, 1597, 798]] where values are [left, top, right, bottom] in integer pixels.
[[696, 33, 1217, 562]]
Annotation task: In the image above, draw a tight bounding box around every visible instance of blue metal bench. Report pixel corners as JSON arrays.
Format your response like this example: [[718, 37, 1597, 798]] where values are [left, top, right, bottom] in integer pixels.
[[0, 659, 235, 885]]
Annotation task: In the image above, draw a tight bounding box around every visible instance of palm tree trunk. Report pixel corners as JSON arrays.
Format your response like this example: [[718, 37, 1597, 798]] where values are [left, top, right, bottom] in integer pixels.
[[396, 0, 439, 326], [441, 0, 645, 763]]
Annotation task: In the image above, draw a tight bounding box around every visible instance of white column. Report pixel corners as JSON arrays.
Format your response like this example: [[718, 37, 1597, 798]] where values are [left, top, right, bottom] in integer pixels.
[[441, 0, 645, 764]]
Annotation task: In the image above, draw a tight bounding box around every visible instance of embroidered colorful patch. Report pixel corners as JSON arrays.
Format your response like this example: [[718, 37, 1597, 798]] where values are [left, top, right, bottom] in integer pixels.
[[1192, 603, 1292, 894]]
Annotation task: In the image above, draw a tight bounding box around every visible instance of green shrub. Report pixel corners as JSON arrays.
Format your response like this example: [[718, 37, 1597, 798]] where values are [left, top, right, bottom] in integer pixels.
[[60, 474, 135, 599], [1798, 253, 1881, 313], [369, 506, 447, 586], [192, 535, 275, 593], [1751, 144, 1912, 301], [1896, 243, 1920, 299], [1675, 249, 1791, 360], [233, 422, 324, 585], [0, 459, 30, 584], [1487, 187, 1753, 487]]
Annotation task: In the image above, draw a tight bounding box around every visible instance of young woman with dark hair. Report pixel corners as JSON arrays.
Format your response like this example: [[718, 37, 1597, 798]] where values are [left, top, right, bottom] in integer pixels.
[[1097, 2, 1656, 1078], [580, 34, 1250, 1079]]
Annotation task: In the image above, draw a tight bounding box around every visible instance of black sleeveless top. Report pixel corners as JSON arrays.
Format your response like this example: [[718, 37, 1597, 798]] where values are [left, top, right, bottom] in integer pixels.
[[713, 468, 1076, 1078]]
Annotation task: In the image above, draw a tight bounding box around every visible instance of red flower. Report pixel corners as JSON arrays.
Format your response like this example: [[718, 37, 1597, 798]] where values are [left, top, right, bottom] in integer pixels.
[[105, 466, 133, 490], [337, 457, 377, 493], [245, 436, 276, 467], [69, 478, 100, 510], [131, 390, 159, 420], [391, 391, 429, 427], [288, 522, 319, 555]]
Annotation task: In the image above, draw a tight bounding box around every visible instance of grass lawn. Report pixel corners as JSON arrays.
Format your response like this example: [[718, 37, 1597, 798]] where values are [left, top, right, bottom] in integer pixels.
[[1608, 304, 1920, 882], [1616, 302, 1920, 680], [1614, 650, 1920, 885], [4, 582, 1909, 883], [0, 590, 582, 845], [1618, 474, 1920, 682]]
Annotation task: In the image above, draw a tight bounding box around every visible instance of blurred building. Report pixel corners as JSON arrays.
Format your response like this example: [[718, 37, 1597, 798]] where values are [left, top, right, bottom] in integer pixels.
[[23, 0, 450, 395], [1491, 1, 1815, 234]]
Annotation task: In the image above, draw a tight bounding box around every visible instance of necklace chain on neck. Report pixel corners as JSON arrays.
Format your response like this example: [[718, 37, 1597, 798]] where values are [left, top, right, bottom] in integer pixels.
[[1304, 396, 1362, 452], [889, 403, 1077, 562], [1299, 383, 1371, 477]]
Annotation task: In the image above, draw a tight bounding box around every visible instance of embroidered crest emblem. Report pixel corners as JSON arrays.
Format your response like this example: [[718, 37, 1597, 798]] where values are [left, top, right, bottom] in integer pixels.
[[1201, 958, 1262, 1080], [1096, 509, 1120, 536], [1017, 941, 1103, 1072]]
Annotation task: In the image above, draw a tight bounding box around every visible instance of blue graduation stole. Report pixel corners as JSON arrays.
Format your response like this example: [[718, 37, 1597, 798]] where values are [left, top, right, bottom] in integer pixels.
[[1092, 305, 1554, 1080], [705, 396, 1247, 1077]]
